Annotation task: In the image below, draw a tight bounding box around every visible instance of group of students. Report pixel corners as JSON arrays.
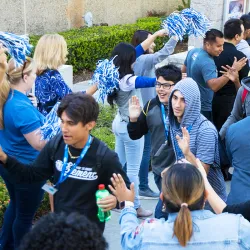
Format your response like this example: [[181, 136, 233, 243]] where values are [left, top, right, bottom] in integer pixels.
[[0, 14, 250, 250]]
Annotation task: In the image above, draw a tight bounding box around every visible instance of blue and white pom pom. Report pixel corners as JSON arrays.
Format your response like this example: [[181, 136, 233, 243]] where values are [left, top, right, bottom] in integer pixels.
[[40, 102, 61, 141], [161, 8, 211, 40], [181, 8, 211, 37], [0, 32, 32, 67], [91, 56, 120, 102], [162, 12, 187, 40]]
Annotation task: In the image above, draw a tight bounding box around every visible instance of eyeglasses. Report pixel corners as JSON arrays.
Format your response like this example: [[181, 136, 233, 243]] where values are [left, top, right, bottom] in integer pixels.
[[155, 81, 176, 90]]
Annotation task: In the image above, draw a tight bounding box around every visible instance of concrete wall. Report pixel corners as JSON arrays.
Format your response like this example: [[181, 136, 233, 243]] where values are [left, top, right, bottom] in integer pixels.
[[0, 0, 182, 35], [188, 0, 224, 47]]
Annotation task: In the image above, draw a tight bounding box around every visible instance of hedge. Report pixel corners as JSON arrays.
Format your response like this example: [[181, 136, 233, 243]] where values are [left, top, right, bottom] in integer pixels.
[[0, 104, 116, 226], [29, 17, 168, 73]]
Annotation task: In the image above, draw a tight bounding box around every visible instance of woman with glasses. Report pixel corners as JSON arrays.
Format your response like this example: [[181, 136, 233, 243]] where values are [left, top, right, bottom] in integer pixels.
[[131, 30, 178, 199], [0, 57, 46, 250], [34, 34, 97, 116]]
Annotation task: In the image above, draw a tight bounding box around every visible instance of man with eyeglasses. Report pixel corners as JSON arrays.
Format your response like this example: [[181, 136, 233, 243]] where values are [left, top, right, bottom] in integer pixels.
[[127, 64, 182, 218]]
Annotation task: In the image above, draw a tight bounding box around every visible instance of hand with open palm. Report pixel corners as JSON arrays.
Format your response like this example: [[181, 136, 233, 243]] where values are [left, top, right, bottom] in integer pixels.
[[129, 96, 141, 122], [176, 127, 191, 156]]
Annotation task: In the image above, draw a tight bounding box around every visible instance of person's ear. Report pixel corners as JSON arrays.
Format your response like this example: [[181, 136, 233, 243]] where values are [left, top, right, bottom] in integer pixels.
[[22, 74, 29, 83], [160, 192, 164, 201], [86, 121, 96, 131]]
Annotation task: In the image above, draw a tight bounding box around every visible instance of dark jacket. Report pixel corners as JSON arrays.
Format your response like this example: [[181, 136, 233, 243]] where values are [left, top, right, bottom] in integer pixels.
[[127, 96, 175, 176]]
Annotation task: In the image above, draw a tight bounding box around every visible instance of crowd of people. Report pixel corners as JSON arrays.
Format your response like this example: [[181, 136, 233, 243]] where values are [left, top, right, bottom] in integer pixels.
[[0, 13, 250, 250]]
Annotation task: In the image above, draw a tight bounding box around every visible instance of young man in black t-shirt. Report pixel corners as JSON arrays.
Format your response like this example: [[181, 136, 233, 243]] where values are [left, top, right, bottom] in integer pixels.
[[0, 93, 130, 232]]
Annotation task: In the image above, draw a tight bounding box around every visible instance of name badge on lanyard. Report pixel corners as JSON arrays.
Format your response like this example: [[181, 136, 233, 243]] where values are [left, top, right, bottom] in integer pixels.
[[42, 135, 92, 195]]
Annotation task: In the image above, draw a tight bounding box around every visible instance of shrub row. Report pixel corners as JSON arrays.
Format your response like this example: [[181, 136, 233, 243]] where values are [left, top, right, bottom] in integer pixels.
[[29, 17, 167, 73]]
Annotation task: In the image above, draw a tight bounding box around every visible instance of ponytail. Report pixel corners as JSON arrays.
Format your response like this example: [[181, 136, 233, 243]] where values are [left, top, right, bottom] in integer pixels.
[[173, 205, 193, 247], [0, 77, 10, 129]]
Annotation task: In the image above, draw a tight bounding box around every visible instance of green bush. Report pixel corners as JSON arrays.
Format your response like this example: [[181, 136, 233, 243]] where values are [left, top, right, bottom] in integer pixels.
[[0, 104, 116, 226], [29, 17, 168, 73]]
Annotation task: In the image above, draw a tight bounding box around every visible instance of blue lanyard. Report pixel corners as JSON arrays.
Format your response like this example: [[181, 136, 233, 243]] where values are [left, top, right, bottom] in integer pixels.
[[55, 135, 92, 187], [161, 104, 169, 143], [173, 125, 192, 160]]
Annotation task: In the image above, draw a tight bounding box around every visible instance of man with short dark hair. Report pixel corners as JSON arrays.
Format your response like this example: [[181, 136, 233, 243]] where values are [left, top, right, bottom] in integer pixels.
[[19, 213, 108, 250], [237, 14, 250, 66], [0, 93, 130, 232], [182, 29, 243, 121], [213, 19, 249, 131]]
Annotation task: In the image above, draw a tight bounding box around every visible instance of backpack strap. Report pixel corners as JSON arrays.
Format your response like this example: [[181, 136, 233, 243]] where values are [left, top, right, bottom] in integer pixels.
[[142, 99, 152, 116], [96, 140, 108, 170], [242, 88, 248, 104], [50, 133, 63, 161]]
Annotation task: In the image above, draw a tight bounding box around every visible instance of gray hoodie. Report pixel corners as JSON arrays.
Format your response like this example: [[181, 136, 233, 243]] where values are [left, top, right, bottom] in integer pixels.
[[236, 39, 250, 66], [220, 76, 250, 140], [168, 78, 227, 203], [133, 37, 178, 105]]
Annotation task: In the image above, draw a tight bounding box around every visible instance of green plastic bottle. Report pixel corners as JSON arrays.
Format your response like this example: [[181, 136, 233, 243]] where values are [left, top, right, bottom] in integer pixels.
[[96, 184, 111, 222]]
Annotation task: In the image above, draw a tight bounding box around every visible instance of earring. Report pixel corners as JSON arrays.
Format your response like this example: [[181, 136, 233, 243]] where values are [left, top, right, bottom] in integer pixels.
[[162, 203, 166, 212]]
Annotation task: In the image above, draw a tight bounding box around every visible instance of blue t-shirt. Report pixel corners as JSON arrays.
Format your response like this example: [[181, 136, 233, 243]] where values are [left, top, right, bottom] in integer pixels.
[[0, 90, 45, 164], [184, 48, 217, 111]]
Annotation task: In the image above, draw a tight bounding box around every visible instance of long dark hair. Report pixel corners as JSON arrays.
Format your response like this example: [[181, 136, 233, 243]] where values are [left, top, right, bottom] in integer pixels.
[[131, 30, 152, 54], [107, 42, 136, 106], [162, 163, 205, 247]]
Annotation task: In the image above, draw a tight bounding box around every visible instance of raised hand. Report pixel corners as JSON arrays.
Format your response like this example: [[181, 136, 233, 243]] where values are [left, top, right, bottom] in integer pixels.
[[220, 65, 239, 83], [129, 96, 141, 122], [176, 127, 191, 156], [231, 56, 247, 72], [108, 173, 135, 203]]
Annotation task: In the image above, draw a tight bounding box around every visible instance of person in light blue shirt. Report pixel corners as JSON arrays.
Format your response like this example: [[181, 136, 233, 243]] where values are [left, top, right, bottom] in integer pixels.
[[109, 163, 250, 250]]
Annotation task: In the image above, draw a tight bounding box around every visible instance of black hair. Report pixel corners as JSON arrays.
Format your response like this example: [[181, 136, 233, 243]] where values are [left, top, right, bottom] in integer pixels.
[[108, 42, 136, 106], [224, 18, 243, 40], [240, 14, 250, 30], [57, 92, 99, 125], [155, 64, 182, 83], [131, 30, 152, 54], [19, 213, 108, 250], [204, 29, 224, 44]]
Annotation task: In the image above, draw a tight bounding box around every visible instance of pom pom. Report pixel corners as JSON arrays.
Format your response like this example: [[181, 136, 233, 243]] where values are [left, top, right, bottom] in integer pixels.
[[40, 102, 61, 141], [91, 57, 120, 102], [162, 12, 187, 41], [161, 8, 211, 40], [0, 32, 32, 67], [181, 8, 211, 38]]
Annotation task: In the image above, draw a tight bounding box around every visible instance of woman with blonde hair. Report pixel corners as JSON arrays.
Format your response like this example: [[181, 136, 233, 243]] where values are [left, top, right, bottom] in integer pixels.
[[34, 34, 97, 116], [0, 57, 46, 250], [109, 162, 250, 249]]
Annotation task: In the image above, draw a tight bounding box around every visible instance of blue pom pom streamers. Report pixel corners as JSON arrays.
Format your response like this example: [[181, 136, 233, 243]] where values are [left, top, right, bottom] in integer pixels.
[[40, 102, 61, 141], [0, 32, 32, 67], [91, 57, 120, 102], [161, 8, 211, 41]]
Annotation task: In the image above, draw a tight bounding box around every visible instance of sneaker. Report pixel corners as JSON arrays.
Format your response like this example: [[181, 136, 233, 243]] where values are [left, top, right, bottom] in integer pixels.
[[139, 188, 159, 199], [137, 206, 153, 218]]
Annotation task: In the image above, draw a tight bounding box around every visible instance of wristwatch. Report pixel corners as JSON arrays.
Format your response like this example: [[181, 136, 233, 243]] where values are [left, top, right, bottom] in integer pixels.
[[119, 201, 134, 209]]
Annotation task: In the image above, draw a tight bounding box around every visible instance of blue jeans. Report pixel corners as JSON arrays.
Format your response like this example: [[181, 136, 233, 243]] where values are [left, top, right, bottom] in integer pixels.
[[0, 166, 44, 250], [139, 132, 151, 190], [154, 173, 168, 219], [112, 117, 143, 209]]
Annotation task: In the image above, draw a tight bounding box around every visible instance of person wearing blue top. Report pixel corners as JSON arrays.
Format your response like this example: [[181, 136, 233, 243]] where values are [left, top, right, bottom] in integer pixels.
[[108, 29, 168, 217], [109, 162, 250, 250], [0, 57, 47, 250], [34, 34, 97, 116], [226, 116, 250, 205], [131, 30, 178, 198], [182, 29, 243, 121]]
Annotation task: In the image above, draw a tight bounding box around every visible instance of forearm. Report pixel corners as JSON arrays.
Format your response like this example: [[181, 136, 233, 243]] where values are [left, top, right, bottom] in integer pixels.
[[233, 77, 241, 91], [185, 151, 210, 173], [208, 76, 229, 92], [120, 207, 142, 249], [204, 177, 226, 214], [86, 84, 98, 96], [127, 121, 146, 140]]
